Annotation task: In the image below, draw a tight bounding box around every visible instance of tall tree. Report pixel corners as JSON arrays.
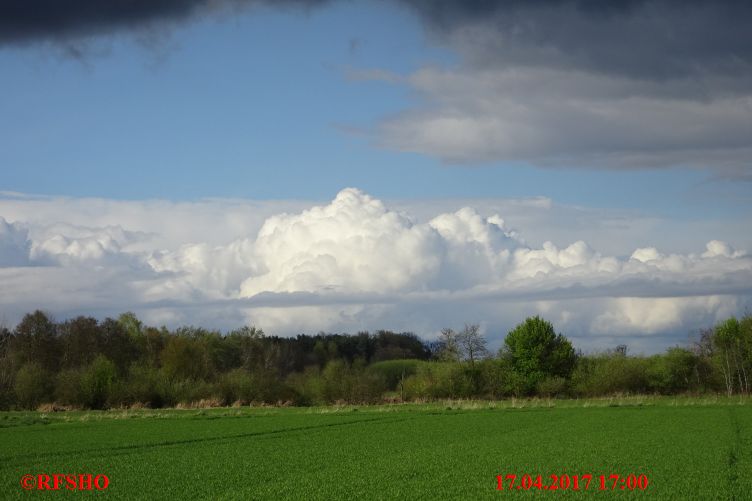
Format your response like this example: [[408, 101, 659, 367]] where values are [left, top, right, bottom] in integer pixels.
[[59, 316, 100, 369], [12, 310, 59, 372], [502, 316, 576, 394]]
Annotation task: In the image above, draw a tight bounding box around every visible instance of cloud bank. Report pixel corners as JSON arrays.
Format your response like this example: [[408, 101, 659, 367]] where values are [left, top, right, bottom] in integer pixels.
[[1, 188, 750, 353]]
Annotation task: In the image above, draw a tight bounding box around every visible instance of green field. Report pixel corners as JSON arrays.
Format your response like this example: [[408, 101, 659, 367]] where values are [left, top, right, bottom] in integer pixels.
[[1, 397, 750, 499]]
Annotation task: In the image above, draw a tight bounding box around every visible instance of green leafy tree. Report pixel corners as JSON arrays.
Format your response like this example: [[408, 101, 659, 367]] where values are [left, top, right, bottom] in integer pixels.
[[501, 316, 576, 395]]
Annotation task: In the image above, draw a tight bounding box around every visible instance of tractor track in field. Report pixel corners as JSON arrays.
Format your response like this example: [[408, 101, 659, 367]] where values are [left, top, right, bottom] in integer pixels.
[[1, 414, 414, 467], [727, 408, 742, 501]]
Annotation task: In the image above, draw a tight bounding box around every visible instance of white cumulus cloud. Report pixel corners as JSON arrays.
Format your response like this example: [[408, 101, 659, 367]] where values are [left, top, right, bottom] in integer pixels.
[[0, 189, 750, 353]]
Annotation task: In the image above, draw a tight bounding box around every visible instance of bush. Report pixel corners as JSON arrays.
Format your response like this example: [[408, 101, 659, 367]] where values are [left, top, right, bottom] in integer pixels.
[[366, 359, 421, 391], [170, 379, 218, 406], [646, 348, 701, 394], [536, 376, 569, 397], [125, 363, 164, 407], [572, 355, 649, 396], [475, 360, 503, 398], [219, 369, 257, 405], [295, 360, 387, 404], [80, 355, 117, 409], [286, 367, 324, 405], [55, 368, 84, 406], [402, 362, 474, 400], [14, 362, 52, 409], [349, 361, 387, 403]]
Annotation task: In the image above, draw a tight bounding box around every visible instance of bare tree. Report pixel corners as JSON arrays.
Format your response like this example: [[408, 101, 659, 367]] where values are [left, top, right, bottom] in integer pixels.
[[457, 324, 488, 366]]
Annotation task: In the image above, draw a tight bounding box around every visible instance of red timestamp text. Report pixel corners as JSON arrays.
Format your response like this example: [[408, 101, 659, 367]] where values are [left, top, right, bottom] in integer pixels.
[[495, 473, 649, 491]]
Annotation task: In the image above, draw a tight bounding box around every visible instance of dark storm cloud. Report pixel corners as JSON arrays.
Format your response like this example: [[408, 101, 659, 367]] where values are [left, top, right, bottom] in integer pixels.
[[398, 0, 752, 81], [5, 0, 750, 81], [0, 0, 331, 45], [400, 0, 648, 25]]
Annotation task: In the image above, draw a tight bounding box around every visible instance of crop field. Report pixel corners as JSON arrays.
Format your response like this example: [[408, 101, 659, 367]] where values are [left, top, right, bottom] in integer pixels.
[[1, 397, 750, 499]]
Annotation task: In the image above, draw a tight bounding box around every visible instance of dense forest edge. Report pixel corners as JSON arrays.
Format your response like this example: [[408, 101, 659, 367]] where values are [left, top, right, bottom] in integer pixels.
[[1, 311, 750, 410]]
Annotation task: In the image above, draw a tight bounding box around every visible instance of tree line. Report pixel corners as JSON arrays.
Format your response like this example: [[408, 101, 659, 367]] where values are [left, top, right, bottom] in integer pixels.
[[0, 310, 750, 410]]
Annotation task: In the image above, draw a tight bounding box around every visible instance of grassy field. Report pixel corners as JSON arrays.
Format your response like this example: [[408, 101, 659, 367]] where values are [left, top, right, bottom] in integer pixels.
[[1, 397, 750, 499]]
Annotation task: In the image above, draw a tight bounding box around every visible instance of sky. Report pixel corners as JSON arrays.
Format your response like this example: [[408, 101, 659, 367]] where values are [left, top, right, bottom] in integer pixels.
[[1, 0, 751, 353]]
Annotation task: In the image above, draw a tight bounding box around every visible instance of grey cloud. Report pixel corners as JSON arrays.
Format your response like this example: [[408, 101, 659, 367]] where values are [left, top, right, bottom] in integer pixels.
[[378, 66, 752, 171], [0, 217, 30, 266], [377, 1, 752, 171]]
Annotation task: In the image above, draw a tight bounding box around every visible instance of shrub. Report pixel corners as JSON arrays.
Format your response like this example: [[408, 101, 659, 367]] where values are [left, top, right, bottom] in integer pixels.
[[536, 376, 569, 397], [80, 355, 117, 409], [646, 347, 702, 394], [366, 359, 421, 391], [126, 363, 164, 407], [14, 362, 52, 409], [219, 369, 257, 405], [285, 366, 324, 405], [168, 379, 218, 407], [402, 362, 474, 400], [572, 355, 649, 396], [55, 368, 84, 406]]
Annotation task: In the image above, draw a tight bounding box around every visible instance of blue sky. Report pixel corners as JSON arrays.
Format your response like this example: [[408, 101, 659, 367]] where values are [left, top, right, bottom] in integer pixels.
[[1, 0, 751, 351], [2, 2, 437, 198]]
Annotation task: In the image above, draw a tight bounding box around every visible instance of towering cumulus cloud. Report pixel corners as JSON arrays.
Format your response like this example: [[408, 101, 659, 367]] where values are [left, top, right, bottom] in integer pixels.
[[2, 188, 748, 352], [240, 189, 444, 295]]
